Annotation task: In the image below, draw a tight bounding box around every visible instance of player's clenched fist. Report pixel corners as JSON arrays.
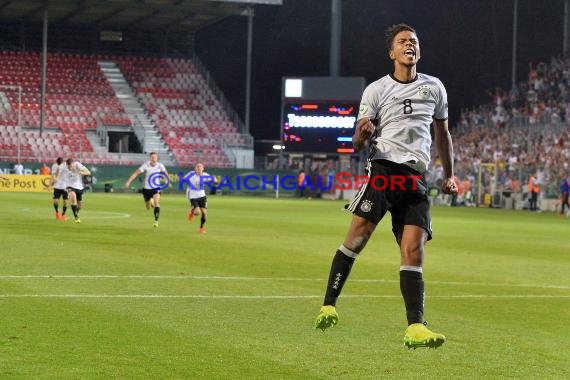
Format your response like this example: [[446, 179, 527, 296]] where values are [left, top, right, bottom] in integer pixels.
[[353, 119, 375, 151], [441, 177, 458, 195]]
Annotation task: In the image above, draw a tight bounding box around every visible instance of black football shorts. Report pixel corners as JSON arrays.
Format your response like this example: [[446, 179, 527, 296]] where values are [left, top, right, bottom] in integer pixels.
[[345, 159, 432, 240]]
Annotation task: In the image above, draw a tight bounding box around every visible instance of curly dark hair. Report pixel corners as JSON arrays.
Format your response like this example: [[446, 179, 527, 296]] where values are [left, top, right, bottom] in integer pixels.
[[385, 24, 417, 53]]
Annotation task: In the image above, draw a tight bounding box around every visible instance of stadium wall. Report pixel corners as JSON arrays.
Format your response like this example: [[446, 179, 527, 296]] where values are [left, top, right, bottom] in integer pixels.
[[0, 162, 564, 210], [0, 162, 299, 197]]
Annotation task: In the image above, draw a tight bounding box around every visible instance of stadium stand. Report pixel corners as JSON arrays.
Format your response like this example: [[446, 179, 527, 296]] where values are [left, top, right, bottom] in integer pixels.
[[116, 56, 245, 168], [0, 51, 131, 164], [0, 51, 252, 168], [431, 56, 569, 209]]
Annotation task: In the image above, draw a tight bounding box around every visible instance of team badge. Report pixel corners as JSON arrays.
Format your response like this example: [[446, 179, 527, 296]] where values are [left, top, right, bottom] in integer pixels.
[[360, 200, 373, 213], [418, 85, 430, 99], [359, 104, 368, 115]]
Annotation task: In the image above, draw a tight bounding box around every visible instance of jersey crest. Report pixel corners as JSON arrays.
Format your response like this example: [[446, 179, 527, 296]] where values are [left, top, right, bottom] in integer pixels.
[[418, 85, 431, 99]]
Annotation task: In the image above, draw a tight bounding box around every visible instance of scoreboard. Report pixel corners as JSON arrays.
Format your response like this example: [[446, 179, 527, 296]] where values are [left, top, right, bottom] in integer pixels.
[[282, 102, 357, 153], [281, 77, 365, 154]]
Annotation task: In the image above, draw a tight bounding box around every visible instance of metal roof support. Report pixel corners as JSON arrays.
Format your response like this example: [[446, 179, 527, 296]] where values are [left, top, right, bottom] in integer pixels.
[[39, 8, 47, 136], [244, 6, 253, 134]]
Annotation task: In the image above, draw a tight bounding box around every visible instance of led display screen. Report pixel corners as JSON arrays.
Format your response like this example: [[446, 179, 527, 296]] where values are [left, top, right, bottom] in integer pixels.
[[282, 103, 357, 153]]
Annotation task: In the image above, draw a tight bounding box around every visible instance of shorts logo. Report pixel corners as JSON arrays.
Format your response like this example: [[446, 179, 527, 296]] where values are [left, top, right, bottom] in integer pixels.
[[418, 85, 430, 99], [359, 104, 368, 115], [360, 200, 373, 213]]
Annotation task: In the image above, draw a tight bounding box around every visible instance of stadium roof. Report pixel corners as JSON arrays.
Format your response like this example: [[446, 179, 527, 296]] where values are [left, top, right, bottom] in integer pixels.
[[0, 0, 281, 33]]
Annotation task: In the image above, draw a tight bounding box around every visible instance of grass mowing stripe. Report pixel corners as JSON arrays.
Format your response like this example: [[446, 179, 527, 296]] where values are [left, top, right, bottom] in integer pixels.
[[0, 294, 568, 299], [1, 192, 569, 379], [1, 275, 568, 289]]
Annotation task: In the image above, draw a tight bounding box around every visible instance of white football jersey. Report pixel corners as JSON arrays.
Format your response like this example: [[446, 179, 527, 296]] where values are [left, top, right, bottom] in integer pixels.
[[62, 161, 86, 190], [185, 171, 212, 199], [138, 161, 167, 190], [358, 73, 448, 173], [51, 163, 67, 189]]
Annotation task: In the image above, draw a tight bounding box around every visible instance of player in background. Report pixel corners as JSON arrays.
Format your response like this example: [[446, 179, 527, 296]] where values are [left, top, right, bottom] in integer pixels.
[[124, 152, 169, 228], [62, 158, 91, 223], [314, 24, 457, 349], [186, 162, 212, 234], [560, 176, 569, 216], [49, 157, 68, 221]]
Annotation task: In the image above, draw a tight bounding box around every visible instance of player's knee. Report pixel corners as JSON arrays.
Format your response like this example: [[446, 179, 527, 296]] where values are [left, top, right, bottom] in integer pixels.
[[400, 244, 424, 265], [344, 219, 375, 252], [344, 229, 373, 253], [346, 235, 369, 253]]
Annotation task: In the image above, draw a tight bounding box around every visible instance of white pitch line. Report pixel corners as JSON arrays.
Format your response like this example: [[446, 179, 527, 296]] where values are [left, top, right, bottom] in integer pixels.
[[0, 294, 568, 299], [0, 275, 568, 290]]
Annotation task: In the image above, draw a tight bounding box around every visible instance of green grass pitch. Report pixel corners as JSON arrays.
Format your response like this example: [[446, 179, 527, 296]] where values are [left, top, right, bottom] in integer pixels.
[[0, 192, 569, 379]]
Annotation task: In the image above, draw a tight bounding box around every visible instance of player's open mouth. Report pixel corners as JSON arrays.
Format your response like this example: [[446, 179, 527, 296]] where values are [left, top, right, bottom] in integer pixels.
[[404, 49, 415, 57]]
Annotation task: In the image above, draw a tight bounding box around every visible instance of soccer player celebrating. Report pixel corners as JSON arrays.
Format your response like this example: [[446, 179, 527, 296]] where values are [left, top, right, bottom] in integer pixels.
[[62, 158, 91, 223], [49, 157, 68, 221], [314, 24, 457, 349], [124, 152, 169, 228], [186, 162, 212, 234]]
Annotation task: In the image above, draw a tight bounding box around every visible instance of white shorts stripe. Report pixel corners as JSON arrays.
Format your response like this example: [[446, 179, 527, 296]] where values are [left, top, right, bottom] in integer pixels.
[[346, 161, 372, 212]]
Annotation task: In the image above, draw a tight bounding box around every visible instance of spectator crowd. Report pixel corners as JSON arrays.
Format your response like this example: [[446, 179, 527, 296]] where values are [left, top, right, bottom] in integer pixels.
[[429, 55, 570, 207]]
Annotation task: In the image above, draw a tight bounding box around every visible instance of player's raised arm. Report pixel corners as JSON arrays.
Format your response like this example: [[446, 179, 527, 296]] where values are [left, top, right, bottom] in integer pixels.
[[124, 169, 142, 189], [434, 118, 457, 195]]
